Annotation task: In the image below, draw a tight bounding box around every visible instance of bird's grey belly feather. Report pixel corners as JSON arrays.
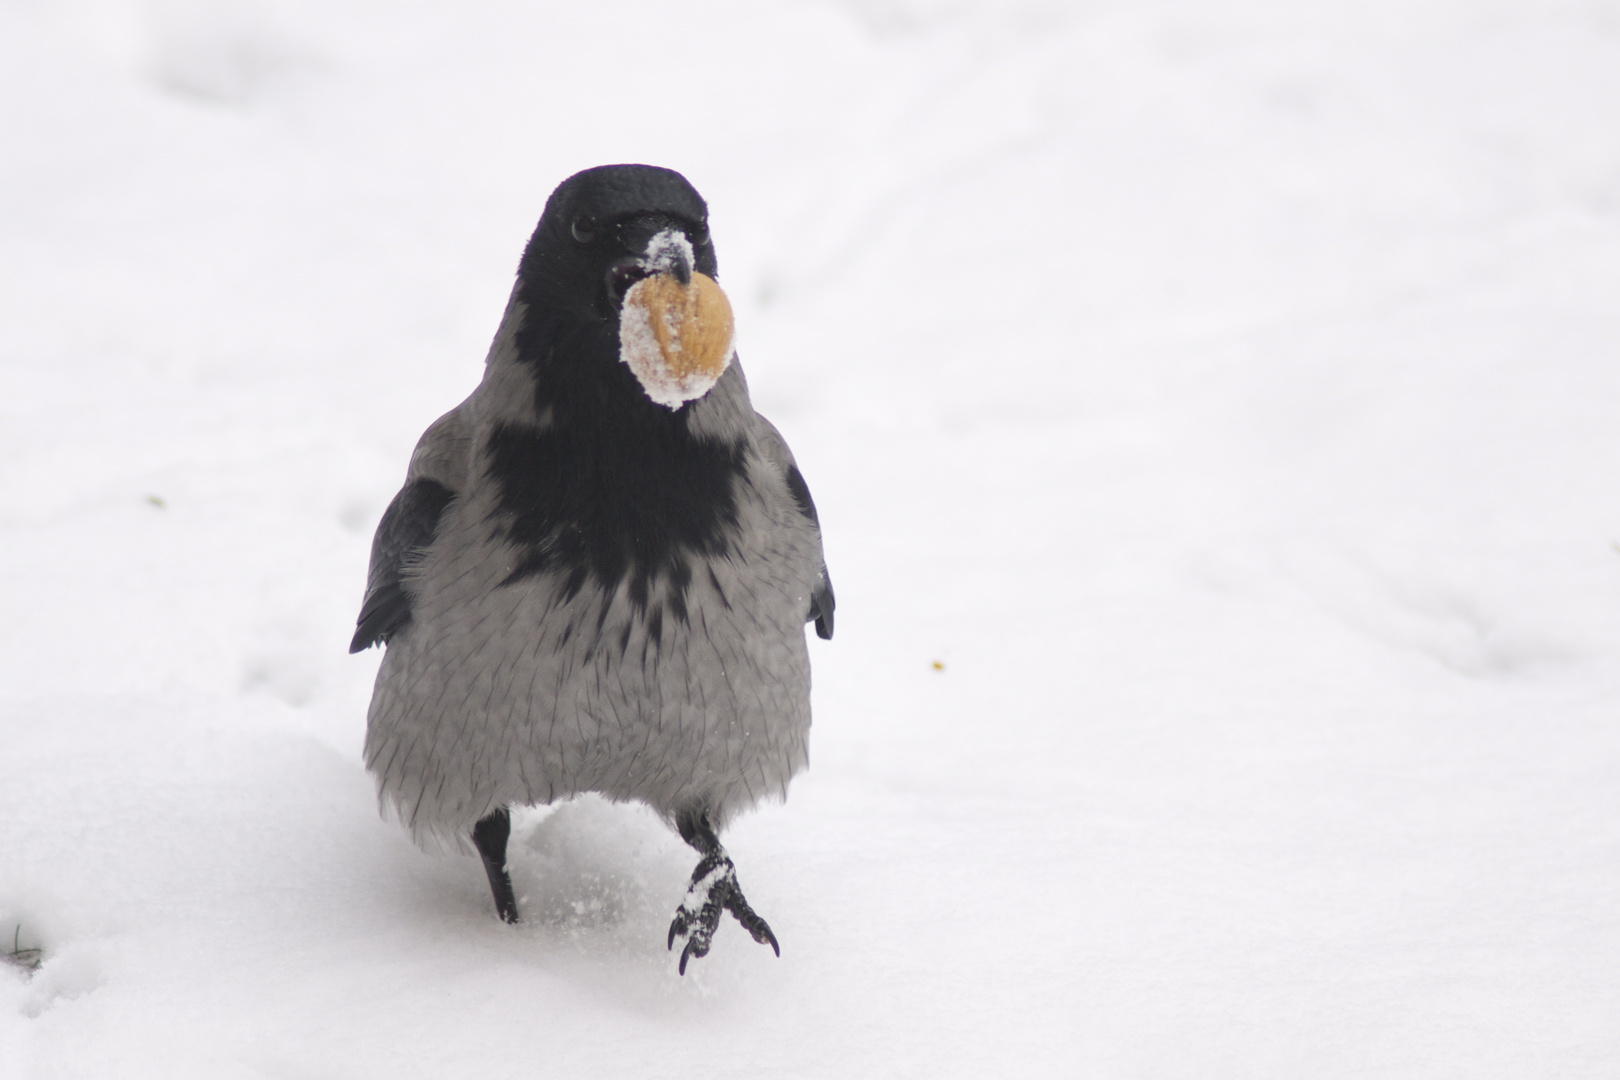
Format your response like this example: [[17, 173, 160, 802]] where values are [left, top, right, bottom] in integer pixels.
[[363, 479, 816, 850]]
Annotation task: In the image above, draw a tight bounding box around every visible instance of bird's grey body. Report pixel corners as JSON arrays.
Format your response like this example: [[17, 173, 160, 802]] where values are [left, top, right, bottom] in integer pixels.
[[352, 165, 832, 966], [363, 286, 825, 848]]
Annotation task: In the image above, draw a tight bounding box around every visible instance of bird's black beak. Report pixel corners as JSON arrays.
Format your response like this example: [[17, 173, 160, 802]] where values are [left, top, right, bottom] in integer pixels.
[[640, 226, 694, 286], [606, 259, 650, 306], [667, 244, 693, 286], [606, 223, 697, 307]]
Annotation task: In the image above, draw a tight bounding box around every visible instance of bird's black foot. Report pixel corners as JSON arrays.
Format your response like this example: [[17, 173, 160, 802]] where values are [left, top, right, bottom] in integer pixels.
[[667, 811, 779, 974], [667, 852, 779, 974], [472, 807, 519, 924]]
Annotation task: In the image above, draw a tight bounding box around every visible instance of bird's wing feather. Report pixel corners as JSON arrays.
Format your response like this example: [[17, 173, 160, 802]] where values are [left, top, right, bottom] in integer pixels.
[[349, 478, 456, 651], [753, 415, 835, 641], [349, 406, 471, 653]]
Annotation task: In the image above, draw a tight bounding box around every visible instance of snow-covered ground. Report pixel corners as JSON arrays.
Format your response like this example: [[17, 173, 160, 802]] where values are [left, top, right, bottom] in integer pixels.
[[4, 0, 1619, 1074]]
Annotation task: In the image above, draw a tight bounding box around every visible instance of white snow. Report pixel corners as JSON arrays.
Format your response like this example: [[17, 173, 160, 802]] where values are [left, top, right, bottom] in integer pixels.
[[641, 226, 697, 282], [4, 0, 1620, 1075]]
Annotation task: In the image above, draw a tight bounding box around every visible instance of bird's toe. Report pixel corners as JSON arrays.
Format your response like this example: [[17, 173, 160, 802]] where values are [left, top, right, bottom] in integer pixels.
[[721, 885, 779, 955], [668, 853, 779, 972]]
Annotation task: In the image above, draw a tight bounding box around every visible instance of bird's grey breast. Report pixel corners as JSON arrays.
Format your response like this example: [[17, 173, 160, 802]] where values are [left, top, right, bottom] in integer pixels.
[[365, 392, 817, 831]]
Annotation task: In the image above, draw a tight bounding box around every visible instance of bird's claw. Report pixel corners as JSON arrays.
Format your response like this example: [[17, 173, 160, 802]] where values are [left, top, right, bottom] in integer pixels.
[[723, 887, 780, 954], [667, 853, 778, 974]]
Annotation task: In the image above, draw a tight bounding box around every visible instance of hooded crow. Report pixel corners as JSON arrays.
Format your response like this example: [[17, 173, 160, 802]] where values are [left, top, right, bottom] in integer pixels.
[[351, 164, 834, 973]]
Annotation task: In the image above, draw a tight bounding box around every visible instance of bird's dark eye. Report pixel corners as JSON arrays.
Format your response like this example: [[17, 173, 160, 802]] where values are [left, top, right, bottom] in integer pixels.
[[690, 220, 710, 245], [571, 217, 596, 244]]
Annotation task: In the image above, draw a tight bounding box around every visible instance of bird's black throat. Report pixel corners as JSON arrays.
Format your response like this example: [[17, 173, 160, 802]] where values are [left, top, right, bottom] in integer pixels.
[[487, 303, 745, 621]]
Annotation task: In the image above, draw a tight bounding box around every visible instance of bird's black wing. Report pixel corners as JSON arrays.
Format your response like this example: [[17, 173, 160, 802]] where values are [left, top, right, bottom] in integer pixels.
[[782, 462, 835, 641], [349, 478, 456, 652]]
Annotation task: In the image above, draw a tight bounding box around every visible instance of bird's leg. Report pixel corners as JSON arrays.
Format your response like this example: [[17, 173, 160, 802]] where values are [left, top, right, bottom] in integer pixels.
[[666, 808, 779, 974], [471, 807, 519, 924]]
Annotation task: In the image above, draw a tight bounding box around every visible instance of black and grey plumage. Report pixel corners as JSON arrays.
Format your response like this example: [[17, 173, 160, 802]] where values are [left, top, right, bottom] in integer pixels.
[[351, 164, 833, 972]]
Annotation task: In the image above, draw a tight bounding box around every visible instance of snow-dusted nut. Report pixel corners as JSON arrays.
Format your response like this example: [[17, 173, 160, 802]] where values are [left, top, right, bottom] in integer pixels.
[[619, 272, 735, 409]]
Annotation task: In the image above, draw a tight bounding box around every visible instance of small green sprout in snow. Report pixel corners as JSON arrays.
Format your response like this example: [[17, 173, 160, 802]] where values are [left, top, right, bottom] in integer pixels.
[[145, 494, 167, 509]]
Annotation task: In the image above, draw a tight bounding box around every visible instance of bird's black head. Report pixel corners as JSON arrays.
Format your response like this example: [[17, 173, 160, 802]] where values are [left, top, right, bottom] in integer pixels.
[[518, 164, 719, 322], [492, 166, 744, 610]]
